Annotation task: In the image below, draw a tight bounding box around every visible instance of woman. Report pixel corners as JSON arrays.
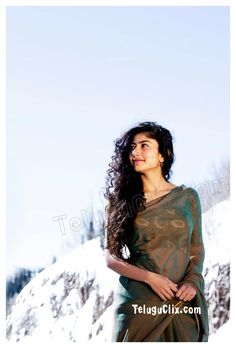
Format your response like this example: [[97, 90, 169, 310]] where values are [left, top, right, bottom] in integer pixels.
[[104, 121, 209, 342]]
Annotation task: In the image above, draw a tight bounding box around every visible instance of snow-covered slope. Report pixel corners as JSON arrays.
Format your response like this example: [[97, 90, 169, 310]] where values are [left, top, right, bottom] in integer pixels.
[[202, 200, 230, 268], [209, 321, 233, 342], [202, 200, 230, 334], [6, 238, 119, 342], [6, 200, 231, 342]]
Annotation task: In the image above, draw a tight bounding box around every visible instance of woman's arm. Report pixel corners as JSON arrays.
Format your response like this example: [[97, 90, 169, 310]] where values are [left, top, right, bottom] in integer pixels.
[[104, 204, 151, 284], [105, 249, 178, 301], [105, 248, 150, 283]]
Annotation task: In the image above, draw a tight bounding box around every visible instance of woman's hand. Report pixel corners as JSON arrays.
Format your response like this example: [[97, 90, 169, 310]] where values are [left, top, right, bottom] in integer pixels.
[[175, 283, 196, 301], [144, 272, 178, 301]]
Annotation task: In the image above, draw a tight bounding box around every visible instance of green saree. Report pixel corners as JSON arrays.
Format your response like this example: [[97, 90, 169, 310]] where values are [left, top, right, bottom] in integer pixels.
[[111, 184, 209, 342]]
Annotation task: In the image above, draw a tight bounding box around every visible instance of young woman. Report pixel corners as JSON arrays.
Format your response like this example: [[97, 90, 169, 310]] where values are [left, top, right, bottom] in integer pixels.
[[104, 121, 209, 342]]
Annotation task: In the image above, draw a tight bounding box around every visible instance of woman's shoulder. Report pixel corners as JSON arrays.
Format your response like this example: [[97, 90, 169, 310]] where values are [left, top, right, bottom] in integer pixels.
[[181, 185, 201, 205], [181, 184, 198, 194]]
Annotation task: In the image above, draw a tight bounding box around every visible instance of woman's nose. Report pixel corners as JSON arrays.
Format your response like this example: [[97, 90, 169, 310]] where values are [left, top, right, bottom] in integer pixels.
[[131, 147, 140, 157]]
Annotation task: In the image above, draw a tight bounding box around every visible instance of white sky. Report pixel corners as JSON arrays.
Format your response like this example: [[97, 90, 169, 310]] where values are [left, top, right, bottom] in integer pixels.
[[5, 5, 230, 275]]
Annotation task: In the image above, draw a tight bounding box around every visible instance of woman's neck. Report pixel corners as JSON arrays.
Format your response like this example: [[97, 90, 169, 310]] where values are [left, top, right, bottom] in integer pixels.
[[141, 172, 170, 193]]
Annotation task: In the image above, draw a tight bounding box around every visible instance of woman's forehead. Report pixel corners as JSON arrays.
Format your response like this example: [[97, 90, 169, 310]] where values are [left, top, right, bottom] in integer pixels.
[[131, 132, 157, 143]]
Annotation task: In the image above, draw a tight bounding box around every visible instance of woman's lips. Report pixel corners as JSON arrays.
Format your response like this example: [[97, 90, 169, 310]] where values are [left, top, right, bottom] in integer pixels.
[[134, 160, 144, 165]]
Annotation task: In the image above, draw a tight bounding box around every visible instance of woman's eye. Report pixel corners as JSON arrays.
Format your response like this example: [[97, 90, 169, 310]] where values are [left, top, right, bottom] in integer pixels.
[[130, 143, 149, 153]]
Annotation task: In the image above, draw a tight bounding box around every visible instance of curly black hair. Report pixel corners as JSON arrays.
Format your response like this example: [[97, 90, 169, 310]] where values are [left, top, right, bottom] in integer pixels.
[[104, 121, 175, 263]]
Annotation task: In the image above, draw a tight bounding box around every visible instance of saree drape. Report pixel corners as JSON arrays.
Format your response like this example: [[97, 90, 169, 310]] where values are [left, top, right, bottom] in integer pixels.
[[111, 184, 209, 342]]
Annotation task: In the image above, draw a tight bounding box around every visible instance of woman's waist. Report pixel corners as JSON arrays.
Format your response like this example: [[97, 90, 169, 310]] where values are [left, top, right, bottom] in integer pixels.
[[130, 250, 188, 282], [115, 275, 161, 303], [115, 276, 195, 309]]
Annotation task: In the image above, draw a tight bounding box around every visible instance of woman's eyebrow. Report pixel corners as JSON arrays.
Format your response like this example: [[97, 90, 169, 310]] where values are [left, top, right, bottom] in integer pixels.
[[131, 140, 152, 145]]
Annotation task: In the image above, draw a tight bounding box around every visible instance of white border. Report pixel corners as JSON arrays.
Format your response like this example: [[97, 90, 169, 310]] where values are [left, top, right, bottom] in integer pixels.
[[0, 1, 234, 346]]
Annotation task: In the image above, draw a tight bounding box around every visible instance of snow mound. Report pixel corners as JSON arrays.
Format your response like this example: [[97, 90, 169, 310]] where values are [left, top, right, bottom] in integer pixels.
[[6, 238, 118, 342]]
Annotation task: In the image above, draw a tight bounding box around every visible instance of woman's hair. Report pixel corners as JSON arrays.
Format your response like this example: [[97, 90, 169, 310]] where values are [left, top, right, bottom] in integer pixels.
[[104, 121, 175, 263]]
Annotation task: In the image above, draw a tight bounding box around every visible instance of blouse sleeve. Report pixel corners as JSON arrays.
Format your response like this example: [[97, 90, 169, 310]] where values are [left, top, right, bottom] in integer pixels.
[[179, 188, 206, 294]]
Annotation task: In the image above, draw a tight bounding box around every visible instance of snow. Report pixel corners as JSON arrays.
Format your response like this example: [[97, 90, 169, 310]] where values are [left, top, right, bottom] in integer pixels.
[[202, 200, 230, 269], [208, 320, 232, 342], [7, 238, 118, 342]]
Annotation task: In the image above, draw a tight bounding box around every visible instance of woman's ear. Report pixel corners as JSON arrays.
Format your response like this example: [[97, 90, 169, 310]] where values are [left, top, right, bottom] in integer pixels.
[[159, 154, 164, 162]]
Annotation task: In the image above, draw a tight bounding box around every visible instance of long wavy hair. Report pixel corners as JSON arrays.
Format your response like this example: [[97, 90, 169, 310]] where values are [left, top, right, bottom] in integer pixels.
[[104, 121, 175, 263]]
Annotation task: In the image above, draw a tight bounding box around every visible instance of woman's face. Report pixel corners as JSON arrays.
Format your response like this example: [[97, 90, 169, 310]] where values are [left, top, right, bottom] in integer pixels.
[[129, 132, 164, 173]]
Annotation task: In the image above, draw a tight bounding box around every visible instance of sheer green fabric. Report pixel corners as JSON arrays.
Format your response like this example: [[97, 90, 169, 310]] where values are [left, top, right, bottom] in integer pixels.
[[111, 184, 209, 342]]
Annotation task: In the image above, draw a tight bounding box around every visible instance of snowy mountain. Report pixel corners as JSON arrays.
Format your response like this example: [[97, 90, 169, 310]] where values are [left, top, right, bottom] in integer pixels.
[[202, 200, 230, 334], [202, 200, 230, 267], [6, 238, 119, 342], [6, 200, 230, 342]]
